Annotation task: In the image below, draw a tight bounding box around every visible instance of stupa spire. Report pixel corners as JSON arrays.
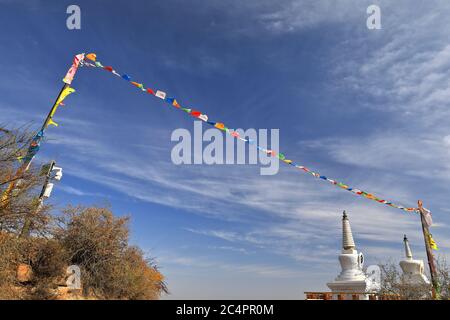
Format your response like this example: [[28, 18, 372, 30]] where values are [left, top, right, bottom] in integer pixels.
[[342, 211, 355, 252], [403, 235, 413, 260]]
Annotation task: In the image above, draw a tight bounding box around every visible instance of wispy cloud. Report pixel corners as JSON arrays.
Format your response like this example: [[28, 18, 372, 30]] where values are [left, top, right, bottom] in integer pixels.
[[333, 2, 450, 124], [208, 245, 250, 254], [158, 254, 306, 278], [57, 184, 107, 198]]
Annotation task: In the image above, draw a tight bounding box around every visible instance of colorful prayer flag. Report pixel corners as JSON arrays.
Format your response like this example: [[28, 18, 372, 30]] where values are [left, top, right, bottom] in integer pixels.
[[86, 53, 97, 61], [63, 53, 85, 85], [55, 87, 75, 107], [428, 234, 439, 250], [155, 90, 166, 99], [47, 118, 58, 127], [422, 208, 433, 227]]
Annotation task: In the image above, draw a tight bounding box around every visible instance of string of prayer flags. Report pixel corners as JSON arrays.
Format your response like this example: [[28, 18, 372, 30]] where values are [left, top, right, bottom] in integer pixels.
[[82, 53, 424, 215]]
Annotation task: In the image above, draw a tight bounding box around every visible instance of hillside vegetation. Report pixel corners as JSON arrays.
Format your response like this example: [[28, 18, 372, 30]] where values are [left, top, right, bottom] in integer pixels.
[[0, 127, 167, 299]]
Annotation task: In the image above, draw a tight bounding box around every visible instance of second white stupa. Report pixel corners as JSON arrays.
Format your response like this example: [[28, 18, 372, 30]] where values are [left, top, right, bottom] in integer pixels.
[[399, 235, 430, 285]]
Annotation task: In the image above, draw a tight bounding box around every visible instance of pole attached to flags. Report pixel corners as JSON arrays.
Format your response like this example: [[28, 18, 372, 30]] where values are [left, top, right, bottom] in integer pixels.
[[417, 200, 439, 298], [0, 83, 68, 206], [1, 53, 84, 208]]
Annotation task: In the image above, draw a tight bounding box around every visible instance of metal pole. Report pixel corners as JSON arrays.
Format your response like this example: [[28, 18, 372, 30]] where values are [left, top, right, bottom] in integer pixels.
[[417, 200, 439, 299]]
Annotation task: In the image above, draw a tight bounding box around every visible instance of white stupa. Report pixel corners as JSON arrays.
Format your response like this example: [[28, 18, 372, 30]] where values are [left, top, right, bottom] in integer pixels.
[[327, 211, 378, 299], [399, 235, 430, 285]]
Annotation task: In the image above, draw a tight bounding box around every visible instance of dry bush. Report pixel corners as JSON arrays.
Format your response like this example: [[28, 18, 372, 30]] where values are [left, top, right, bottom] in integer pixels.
[[55, 206, 167, 299], [1, 205, 167, 300], [436, 257, 450, 300], [0, 231, 22, 299], [0, 232, 67, 299], [28, 239, 67, 281], [110, 246, 168, 299]]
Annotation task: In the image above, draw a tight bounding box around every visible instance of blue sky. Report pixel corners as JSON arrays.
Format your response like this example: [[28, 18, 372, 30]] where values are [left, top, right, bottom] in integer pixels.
[[1, 0, 449, 299]]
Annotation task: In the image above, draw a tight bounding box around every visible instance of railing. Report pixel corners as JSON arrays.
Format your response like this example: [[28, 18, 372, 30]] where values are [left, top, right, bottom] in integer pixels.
[[304, 292, 401, 300]]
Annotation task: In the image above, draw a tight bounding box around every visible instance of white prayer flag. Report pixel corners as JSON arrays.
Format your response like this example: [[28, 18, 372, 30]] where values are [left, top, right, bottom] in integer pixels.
[[155, 90, 166, 99], [423, 208, 433, 227]]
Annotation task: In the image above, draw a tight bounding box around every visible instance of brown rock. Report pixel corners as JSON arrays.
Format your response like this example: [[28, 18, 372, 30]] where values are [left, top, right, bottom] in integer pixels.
[[16, 264, 33, 282]]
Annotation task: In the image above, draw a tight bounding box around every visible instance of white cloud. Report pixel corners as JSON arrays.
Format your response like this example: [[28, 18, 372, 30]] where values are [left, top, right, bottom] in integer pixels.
[[334, 2, 450, 124], [158, 254, 306, 278], [305, 132, 450, 182], [57, 184, 107, 198], [257, 0, 362, 34], [208, 245, 250, 254]]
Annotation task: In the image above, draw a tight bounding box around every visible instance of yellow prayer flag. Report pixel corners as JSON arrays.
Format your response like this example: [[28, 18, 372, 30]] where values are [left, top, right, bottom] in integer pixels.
[[428, 234, 439, 250], [47, 118, 58, 127], [55, 87, 76, 107]]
